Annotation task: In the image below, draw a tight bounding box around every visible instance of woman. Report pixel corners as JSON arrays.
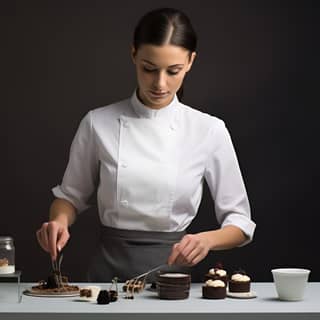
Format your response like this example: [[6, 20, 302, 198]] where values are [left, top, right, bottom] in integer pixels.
[[36, 8, 256, 282]]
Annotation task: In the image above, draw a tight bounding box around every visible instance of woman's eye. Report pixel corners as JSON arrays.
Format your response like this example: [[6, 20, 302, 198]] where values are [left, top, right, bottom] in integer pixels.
[[167, 70, 180, 76], [143, 67, 156, 73]]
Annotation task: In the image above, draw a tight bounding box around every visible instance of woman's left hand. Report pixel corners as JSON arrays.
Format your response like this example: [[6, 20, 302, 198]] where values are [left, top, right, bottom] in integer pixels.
[[167, 233, 210, 266]]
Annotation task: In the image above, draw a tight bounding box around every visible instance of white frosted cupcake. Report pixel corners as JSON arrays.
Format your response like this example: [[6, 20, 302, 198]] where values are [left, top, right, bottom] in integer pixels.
[[202, 279, 226, 299]]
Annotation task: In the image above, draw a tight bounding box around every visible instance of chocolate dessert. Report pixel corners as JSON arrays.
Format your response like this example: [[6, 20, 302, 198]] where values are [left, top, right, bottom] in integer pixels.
[[97, 290, 110, 304], [204, 264, 228, 285], [31, 271, 79, 294], [80, 288, 92, 298], [156, 273, 191, 300], [202, 279, 226, 299], [228, 271, 251, 293], [122, 279, 145, 293]]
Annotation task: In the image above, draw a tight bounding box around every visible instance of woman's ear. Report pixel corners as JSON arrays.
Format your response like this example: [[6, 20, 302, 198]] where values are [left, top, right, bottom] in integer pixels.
[[186, 51, 197, 72], [131, 45, 137, 64]]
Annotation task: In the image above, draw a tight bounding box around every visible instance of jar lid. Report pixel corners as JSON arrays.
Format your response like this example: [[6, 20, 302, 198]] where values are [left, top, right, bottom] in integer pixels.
[[0, 236, 13, 243]]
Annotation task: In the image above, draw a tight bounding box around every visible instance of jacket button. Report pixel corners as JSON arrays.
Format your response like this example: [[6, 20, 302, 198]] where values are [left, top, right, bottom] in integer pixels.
[[122, 121, 129, 128], [121, 162, 128, 168], [120, 200, 129, 207]]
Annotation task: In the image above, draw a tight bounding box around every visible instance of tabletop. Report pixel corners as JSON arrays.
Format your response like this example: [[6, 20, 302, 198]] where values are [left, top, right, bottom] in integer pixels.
[[0, 282, 319, 320]]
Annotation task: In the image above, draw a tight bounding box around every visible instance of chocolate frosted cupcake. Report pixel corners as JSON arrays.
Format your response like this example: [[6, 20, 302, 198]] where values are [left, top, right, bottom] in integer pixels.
[[228, 271, 251, 293], [157, 273, 191, 300], [202, 279, 226, 299], [205, 267, 228, 285]]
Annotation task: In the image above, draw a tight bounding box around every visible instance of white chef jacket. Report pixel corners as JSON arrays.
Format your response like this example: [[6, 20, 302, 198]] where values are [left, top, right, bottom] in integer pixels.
[[52, 91, 256, 243]]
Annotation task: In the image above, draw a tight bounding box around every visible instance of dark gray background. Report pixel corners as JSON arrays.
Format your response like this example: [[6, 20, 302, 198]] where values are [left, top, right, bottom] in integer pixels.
[[3, 1, 319, 282]]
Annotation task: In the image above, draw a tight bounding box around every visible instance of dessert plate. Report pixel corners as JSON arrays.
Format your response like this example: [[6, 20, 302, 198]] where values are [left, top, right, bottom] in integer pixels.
[[23, 289, 79, 298], [227, 290, 257, 299]]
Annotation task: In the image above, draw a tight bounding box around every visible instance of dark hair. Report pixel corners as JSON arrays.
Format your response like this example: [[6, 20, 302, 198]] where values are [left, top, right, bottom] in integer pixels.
[[133, 8, 197, 100]]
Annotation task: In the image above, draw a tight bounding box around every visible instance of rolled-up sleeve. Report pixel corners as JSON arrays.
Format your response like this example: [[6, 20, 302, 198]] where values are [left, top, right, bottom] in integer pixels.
[[204, 121, 256, 245], [52, 111, 99, 213]]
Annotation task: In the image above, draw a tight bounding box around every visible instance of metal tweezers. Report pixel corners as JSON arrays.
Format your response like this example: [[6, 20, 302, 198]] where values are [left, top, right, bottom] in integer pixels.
[[51, 250, 64, 287]]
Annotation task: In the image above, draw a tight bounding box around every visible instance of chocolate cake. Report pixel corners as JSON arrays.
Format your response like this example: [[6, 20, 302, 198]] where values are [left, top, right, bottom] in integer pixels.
[[228, 271, 251, 293], [156, 273, 191, 300], [202, 279, 226, 299]]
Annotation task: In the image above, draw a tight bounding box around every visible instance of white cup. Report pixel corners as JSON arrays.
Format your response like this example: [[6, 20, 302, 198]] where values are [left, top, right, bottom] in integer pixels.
[[271, 268, 310, 301]]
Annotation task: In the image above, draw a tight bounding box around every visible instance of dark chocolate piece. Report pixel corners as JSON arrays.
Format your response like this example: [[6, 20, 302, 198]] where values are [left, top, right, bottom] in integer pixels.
[[97, 290, 110, 304]]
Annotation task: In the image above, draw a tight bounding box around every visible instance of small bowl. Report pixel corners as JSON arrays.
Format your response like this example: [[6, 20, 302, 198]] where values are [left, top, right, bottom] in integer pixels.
[[271, 268, 310, 301]]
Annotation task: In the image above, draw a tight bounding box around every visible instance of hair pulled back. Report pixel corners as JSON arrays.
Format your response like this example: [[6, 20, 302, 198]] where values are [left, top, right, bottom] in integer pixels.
[[133, 8, 197, 100]]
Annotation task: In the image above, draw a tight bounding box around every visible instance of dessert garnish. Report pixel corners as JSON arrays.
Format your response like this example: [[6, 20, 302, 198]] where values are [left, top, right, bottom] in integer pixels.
[[215, 262, 224, 270]]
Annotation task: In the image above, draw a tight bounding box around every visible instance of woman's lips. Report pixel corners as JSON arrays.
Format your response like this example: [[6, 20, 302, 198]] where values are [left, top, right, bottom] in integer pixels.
[[149, 90, 169, 99]]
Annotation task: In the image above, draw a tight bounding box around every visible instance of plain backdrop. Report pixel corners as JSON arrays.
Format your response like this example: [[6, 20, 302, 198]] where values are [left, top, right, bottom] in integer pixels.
[[3, 0, 319, 282]]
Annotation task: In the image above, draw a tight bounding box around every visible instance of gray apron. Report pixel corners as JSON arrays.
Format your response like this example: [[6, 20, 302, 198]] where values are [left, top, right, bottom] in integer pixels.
[[87, 225, 188, 282]]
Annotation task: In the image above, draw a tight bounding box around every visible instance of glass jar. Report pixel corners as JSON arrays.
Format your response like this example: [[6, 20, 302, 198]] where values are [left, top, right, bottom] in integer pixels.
[[0, 236, 15, 274]]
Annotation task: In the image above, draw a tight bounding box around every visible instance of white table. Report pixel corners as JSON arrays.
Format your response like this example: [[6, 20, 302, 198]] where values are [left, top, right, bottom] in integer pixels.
[[0, 282, 319, 320]]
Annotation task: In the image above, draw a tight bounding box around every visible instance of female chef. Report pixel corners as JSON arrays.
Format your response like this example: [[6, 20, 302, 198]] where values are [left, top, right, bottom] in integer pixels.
[[36, 7, 256, 281]]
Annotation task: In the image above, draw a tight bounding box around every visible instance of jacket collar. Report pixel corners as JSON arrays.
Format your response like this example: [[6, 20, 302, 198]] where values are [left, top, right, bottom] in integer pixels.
[[130, 89, 179, 121]]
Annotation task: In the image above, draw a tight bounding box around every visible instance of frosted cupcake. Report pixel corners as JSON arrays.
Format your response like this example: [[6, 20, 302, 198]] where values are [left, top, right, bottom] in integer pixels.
[[202, 279, 226, 299], [205, 267, 228, 285], [228, 272, 251, 293]]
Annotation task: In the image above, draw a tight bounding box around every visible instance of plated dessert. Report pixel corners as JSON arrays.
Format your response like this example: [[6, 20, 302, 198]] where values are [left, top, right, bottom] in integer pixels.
[[28, 271, 79, 296]]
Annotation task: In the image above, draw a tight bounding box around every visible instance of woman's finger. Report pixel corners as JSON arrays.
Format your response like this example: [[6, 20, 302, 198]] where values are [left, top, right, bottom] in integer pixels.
[[167, 243, 181, 265], [47, 222, 60, 260], [56, 228, 70, 252]]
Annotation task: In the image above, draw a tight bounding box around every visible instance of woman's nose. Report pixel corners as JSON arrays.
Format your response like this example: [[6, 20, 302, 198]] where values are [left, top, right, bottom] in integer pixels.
[[153, 71, 167, 89]]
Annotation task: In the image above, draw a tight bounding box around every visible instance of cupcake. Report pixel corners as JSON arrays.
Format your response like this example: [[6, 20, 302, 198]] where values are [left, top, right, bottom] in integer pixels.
[[228, 271, 251, 293], [202, 279, 226, 299], [205, 265, 228, 285]]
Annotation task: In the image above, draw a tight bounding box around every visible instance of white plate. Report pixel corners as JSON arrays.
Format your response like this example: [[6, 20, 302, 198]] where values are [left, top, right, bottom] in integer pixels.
[[23, 289, 80, 298], [227, 290, 257, 299]]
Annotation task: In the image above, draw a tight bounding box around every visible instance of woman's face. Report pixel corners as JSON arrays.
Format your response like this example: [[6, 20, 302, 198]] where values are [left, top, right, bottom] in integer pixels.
[[132, 44, 196, 109]]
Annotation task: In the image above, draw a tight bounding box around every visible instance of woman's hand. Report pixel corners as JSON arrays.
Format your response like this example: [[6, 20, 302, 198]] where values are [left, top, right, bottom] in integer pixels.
[[36, 198, 76, 260], [167, 226, 248, 266], [167, 233, 210, 266], [36, 221, 70, 261]]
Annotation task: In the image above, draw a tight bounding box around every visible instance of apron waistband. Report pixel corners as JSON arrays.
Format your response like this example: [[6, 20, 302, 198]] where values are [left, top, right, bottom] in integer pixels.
[[100, 225, 186, 241]]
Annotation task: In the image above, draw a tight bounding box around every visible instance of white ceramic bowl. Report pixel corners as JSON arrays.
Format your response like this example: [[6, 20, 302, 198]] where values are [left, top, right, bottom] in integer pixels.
[[271, 268, 310, 301]]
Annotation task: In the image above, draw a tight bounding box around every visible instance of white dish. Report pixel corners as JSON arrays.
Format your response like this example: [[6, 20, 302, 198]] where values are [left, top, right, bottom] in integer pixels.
[[78, 286, 101, 301], [227, 290, 257, 299], [271, 268, 310, 301], [23, 289, 79, 298]]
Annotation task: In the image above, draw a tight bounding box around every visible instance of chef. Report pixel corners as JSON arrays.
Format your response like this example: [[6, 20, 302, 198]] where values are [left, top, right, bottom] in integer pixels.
[[36, 7, 256, 282]]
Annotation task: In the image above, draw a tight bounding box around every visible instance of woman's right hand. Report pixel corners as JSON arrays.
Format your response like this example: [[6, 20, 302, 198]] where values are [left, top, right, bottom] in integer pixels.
[[36, 221, 70, 261]]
